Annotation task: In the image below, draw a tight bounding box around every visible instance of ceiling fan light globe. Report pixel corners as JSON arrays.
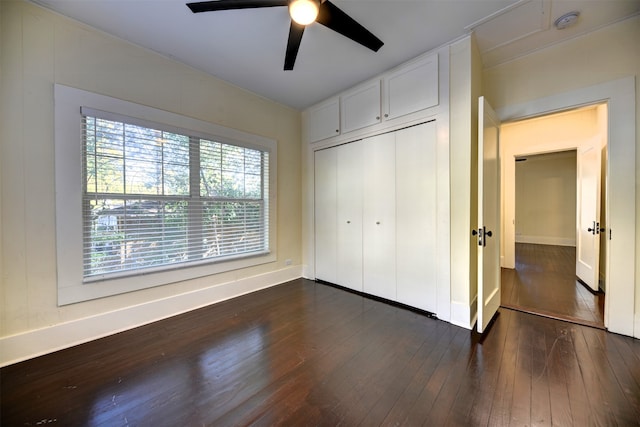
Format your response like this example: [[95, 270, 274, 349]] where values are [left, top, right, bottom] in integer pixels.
[[289, 0, 319, 25]]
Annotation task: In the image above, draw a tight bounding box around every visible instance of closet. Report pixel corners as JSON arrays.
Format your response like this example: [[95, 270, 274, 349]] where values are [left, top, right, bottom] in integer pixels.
[[314, 120, 438, 313]]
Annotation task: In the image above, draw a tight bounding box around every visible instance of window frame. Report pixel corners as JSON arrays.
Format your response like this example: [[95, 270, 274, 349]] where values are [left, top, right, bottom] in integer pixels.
[[55, 84, 277, 305]]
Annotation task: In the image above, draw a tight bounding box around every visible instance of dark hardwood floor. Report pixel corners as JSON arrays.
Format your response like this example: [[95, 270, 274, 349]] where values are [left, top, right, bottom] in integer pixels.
[[2, 279, 638, 426], [501, 243, 605, 328]]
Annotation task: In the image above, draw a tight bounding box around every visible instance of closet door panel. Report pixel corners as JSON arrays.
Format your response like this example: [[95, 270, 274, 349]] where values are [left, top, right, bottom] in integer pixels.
[[396, 122, 438, 312], [314, 148, 338, 283], [363, 133, 396, 300], [337, 141, 364, 292]]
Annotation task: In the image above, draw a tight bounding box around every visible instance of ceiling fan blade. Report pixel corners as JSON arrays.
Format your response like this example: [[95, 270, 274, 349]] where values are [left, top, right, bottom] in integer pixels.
[[284, 21, 305, 70], [187, 0, 288, 13], [315, 1, 383, 52]]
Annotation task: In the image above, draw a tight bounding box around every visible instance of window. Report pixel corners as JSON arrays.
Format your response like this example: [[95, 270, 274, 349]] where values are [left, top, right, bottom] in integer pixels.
[[55, 85, 276, 304], [82, 110, 270, 280]]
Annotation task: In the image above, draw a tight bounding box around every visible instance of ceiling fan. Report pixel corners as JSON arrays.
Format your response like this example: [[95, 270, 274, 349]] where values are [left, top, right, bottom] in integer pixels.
[[186, 0, 384, 70]]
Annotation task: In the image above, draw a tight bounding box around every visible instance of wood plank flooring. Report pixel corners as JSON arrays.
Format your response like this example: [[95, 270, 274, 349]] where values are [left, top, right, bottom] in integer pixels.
[[2, 279, 638, 426], [501, 243, 605, 328]]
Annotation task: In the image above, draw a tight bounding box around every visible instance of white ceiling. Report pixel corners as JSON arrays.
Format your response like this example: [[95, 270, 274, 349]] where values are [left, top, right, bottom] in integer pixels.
[[32, 0, 640, 110]]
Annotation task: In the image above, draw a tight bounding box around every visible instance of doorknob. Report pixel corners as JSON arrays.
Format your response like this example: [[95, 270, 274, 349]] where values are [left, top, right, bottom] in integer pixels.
[[587, 221, 597, 235], [482, 226, 493, 247], [472, 228, 481, 246], [472, 228, 492, 246]]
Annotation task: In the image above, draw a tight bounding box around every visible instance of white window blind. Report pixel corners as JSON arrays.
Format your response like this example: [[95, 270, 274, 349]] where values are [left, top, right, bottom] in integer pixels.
[[82, 110, 269, 281]]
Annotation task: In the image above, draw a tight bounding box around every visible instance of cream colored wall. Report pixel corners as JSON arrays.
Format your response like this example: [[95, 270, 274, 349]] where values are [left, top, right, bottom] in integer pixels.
[[449, 38, 473, 327], [470, 36, 482, 312], [485, 16, 639, 332], [0, 1, 4, 339], [515, 151, 577, 245], [448, 35, 483, 328], [0, 0, 301, 356]]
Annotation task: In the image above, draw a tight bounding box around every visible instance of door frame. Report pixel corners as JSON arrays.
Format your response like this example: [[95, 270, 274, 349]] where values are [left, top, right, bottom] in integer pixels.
[[496, 77, 636, 337]]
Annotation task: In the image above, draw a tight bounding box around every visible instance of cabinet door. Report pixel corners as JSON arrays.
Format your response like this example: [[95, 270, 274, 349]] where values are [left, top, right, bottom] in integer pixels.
[[363, 132, 396, 300], [337, 141, 364, 292], [384, 54, 438, 121], [395, 121, 438, 312], [341, 80, 381, 134], [307, 97, 340, 143], [314, 148, 337, 283]]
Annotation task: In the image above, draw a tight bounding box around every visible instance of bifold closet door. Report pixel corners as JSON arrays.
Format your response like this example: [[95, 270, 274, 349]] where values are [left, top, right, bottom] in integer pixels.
[[337, 141, 364, 292], [363, 132, 396, 300], [395, 121, 438, 312], [314, 148, 337, 284]]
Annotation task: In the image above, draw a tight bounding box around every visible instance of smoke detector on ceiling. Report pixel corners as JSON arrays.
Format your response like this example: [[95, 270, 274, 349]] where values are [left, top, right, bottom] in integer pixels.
[[554, 11, 580, 30]]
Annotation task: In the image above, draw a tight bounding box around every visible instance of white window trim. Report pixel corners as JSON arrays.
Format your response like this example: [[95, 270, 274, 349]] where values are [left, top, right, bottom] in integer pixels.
[[55, 84, 277, 305]]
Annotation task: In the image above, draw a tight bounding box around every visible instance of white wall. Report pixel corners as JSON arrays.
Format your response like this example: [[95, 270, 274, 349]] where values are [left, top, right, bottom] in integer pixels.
[[448, 35, 483, 329], [0, 0, 302, 366]]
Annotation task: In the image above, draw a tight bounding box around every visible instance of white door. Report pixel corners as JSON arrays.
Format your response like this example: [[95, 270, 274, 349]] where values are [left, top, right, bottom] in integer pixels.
[[363, 132, 396, 300], [477, 97, 501, 334], [337, 141, 364, 292], [314, 148, 337, 283], [396, 122, 438, 312], [576, 140, 602, 291]]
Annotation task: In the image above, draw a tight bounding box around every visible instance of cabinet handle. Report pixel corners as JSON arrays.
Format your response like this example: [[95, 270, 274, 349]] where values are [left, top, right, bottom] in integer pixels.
[[376, 221, 381, 225], [335, 129, 339, 133], [384, 113, 389, 118], [346, 220, 351, 224], [376, 116, 380, 120]]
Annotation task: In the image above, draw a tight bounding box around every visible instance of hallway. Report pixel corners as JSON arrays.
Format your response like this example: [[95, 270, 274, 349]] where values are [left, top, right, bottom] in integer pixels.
[[501, 243, 605, 328]]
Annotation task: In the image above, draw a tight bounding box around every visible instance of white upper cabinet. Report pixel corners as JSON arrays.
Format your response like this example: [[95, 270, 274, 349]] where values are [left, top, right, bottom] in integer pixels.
[[383, 53, 438, 121], [306, 97, 340, 143], [304, 51, 440, 143], [340, 80, 381, 134]]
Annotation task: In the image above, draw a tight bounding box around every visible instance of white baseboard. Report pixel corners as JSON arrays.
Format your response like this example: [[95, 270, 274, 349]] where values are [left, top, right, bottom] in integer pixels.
[[301, 264, 314, 280], [469, 294, 478, 330], [450, 299, 474, 330], [515, 235, 576, 246], [0, 266, 302, 367]]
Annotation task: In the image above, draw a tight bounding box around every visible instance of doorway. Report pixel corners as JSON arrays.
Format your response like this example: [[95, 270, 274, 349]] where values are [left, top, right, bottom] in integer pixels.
[[483, 77, 635, 337], [499, 105, 607, 328]]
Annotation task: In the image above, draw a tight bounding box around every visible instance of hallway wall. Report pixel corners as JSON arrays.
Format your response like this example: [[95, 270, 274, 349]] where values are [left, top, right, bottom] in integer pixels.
[[515, 151, 577, 246]]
